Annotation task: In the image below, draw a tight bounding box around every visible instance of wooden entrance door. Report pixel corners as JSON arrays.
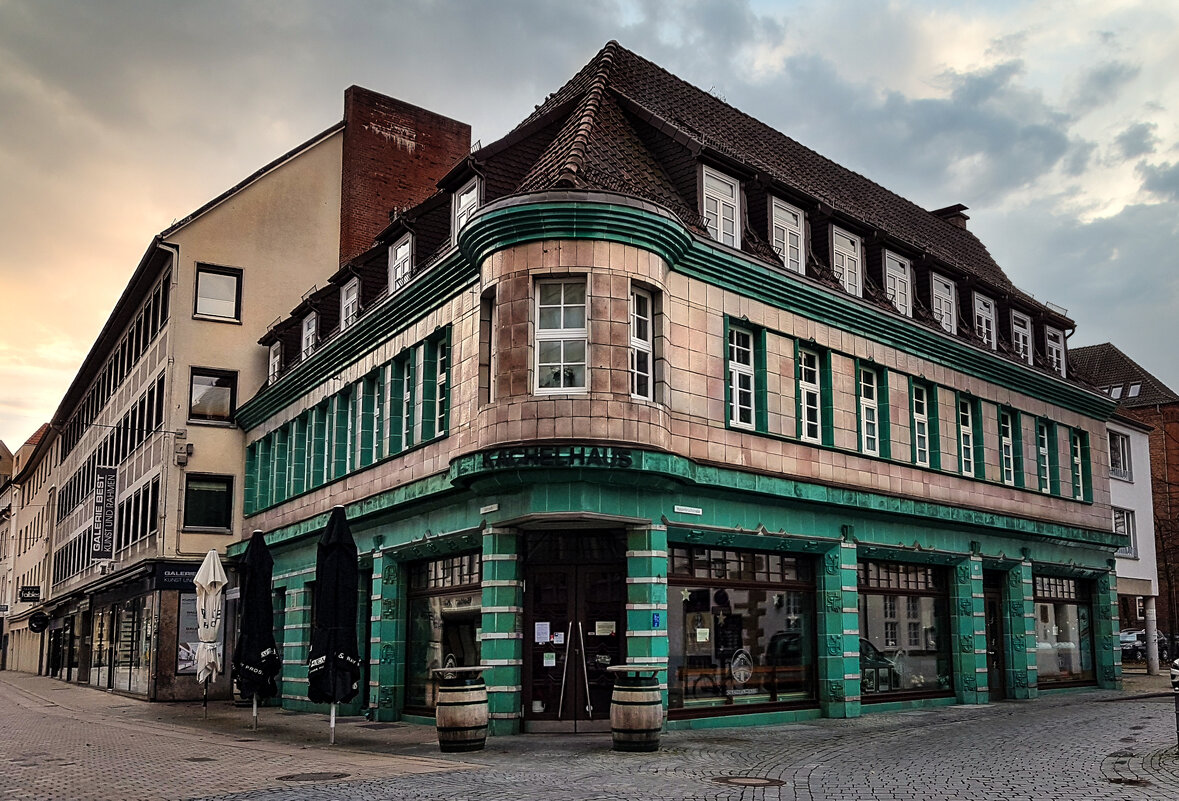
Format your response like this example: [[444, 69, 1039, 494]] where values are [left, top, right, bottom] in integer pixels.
[[524, 552, 624, 732]]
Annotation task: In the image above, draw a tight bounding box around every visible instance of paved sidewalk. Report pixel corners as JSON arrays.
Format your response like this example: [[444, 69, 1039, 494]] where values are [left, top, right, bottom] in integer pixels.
[[3, 670, 1178, 800]]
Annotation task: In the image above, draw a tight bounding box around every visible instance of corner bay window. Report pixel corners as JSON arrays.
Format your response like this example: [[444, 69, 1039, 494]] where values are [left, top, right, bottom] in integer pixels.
[[405, 553, 482, 713], [535, 279, 587, 392], [669, 546, 815, 712], [858, 561, 952, 697], [630, 287, 654, 400], [1034, 576, 1094, 685]]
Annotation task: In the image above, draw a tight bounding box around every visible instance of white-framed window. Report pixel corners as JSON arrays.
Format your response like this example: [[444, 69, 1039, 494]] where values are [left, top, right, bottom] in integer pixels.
[[883, 595, 897, 618], [388, 235, 412, 296], [884, 621, 898, 648], [453, 179, 479, 242], [931, 273, 956, 334], [435, 339, 449, 436], [799, 348, 822, 443], [630, 288, 654, 400], [832, 227, 861, 297], [340, 278, 360, 331], [1045, 327, 1066, 376], [973, 293, 996, 349], [1000, 410, 1016, 486], [1036, 421, 1051, 493], [268, 342, 282, 383], [1128, 382, 1141, 398], [884, 252, 912, 317], [958, 399, 975, 476], [535, 279, 587, 393], [1109, 385, 1124, 399], [728, 327, 755, 429], [1070, 430, 1085, 500], [1011, 311, 1033, 365], [703, 166, 740, 248], [859, 366, 880, 456], [301, 312, 318, 360], [400, 356, 414, 450], [771, 198, 804, 274], [912, 384, 930, 467], [907, 621, 921, 648], [1109, 430, 1132, 481], [1114, 507, 1137, 558]]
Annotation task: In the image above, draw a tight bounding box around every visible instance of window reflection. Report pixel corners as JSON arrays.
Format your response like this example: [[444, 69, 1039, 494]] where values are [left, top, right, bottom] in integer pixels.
[[1034, 576, 1094, 684], [404, 554, 482, 712], [858, 560, 952, 696]]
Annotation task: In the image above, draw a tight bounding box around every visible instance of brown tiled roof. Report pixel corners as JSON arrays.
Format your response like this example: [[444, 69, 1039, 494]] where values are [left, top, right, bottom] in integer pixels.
[[1069, 343, 1179, 407], [509, 41, 1067, 322], [24, 423, 49, 449]]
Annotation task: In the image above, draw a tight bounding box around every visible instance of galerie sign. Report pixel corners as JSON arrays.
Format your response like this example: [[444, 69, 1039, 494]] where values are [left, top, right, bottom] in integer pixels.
[[91, 466, 118, 561]]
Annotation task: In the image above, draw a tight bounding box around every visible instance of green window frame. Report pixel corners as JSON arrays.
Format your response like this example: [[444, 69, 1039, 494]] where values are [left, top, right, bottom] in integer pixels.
[[391, 350, 416, 453], [1070, 428, 1091, 502], [998, 407, 1024, 488], [1034, 418, 1060, 495], [795, 342, 832, 445], [909, 379, 940, 469], [856, 361, 890, 458], [724, 318, 767, 432], [956, 394, 983, 478]]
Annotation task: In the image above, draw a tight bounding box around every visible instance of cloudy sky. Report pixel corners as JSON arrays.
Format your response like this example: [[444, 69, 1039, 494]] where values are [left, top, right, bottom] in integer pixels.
[[1, 0, 1177, 449]]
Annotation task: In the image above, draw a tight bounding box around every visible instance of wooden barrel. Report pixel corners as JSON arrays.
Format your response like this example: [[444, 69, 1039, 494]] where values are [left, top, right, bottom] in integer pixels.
[[435, 674, 488, 752], [610, 672, 662, 752]]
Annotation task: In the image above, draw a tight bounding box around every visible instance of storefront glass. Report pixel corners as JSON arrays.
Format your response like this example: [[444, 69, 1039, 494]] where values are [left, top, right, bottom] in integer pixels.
[[1034, 576, 1094, 684], [90, 607, 113, 689], [858, 560, 952, 696], [404, 553, 482, 713], [668, 546, 816, 712], [109, 594, 155, 695]]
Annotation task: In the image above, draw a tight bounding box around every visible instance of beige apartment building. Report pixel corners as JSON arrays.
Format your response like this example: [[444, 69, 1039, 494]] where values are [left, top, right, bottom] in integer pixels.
[[4, 88, 470, 699]]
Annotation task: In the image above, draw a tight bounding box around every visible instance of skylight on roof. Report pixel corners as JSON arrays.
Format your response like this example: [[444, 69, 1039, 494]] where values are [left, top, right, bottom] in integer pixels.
[[1110, 385, 1123, 399], [1128, 383, 1141, 398]]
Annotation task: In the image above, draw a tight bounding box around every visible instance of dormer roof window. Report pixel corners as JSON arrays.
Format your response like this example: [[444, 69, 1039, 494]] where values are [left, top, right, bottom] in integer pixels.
[[453, 179, 479, 243], [301, 312, 317, 360], [973, 292, 996, 350], [884, 252, 912, 317], [703, 166, 740, 248], [389, 235, 412, 296], [268, 342, 282, 383], [832, 227, 861, 297], [1045, 326, 1066, 377], [340, 277, 360, 331], [931, 273, 956, 334], [770, 198, 803, 274], [1011, 311, 1033, 365]]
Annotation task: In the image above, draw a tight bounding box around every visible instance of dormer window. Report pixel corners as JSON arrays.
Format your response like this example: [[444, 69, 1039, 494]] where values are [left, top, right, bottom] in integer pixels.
[[453, 179, 479, 242], [1011, 311, 1033, 364], [389, 235, 412, 296], [703, 167, 740, 248], [832, 228, 861, 297], [301, 312, 317, 360], [884, 252, 912, 316], [931, 273, 956, 333], [340, 278, 360, 331], [1045, 326, 1066, 376], [771, 198, 803, 274], [973, 292, 996, 349], [268, 342, 282, 383]]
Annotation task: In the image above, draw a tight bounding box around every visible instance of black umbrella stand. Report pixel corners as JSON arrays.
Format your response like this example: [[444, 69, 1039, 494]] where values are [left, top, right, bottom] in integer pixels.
[[306, 506, 362, 745], [231, 530, 282, 731]]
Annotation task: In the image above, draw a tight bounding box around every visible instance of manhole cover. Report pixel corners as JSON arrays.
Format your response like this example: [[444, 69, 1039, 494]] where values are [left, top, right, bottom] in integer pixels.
[[185, 757, 216, 763], [277, 772, 350, 782], [1107, 778, 1149, 786], [711, 776, 786, 787]]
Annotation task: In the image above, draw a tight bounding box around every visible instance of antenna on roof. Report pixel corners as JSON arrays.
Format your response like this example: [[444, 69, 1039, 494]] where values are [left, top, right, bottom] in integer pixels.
[[707, 86, 727, 102], [302, 285, 318, 302], [266, 316, 282, 333]]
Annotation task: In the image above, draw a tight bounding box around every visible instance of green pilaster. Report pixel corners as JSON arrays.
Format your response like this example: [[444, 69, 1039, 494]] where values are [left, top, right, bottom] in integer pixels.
[[290, 414, 307, 496], [481, 528, 522, 735], [949, 557, 986, 704], [1094, 570, 1121, 689], [1002, 565, 1032, 699], [817, 538, 860, 718], [281, 583, 312, 704], [1011, 560, 1038, 698], [272, 427, 289, 504], [359, 375, 375, 469], [257, 437, 272, 510], [625, 526, 669, 711], [332, 393, 350, 478], [310, 404, 326, 489], [369, 551, 405, 721]]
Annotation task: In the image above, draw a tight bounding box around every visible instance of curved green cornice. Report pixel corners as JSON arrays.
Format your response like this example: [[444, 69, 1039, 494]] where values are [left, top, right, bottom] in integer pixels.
[[236, 250, 478, 430], [461, 194, 1115, 421]]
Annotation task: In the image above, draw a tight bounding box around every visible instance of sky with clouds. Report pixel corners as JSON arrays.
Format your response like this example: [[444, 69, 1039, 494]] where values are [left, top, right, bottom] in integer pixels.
[[1, 0, 1177, 449]]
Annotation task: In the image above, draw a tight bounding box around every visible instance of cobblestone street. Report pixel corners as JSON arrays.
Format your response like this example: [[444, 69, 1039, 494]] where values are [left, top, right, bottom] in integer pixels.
[[2, 672, 1176, 801]]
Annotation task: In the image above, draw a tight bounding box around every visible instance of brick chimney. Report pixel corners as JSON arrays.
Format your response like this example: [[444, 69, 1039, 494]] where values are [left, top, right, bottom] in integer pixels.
[[339, 87, 471, 263], [930, 204, 970, 229]]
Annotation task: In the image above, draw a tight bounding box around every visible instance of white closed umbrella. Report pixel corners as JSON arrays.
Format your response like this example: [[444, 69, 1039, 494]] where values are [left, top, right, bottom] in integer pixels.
[[194, 548, 227, 718]]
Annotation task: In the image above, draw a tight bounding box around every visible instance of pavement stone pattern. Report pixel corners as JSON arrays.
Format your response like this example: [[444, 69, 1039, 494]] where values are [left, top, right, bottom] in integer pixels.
[[1, 671, 1177, 800]]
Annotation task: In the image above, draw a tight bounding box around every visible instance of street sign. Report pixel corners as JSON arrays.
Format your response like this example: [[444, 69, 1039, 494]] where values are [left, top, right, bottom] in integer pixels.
[[91, 466, 117, 561], [0, 603, 9, 613], [19, 586, 40, 603]]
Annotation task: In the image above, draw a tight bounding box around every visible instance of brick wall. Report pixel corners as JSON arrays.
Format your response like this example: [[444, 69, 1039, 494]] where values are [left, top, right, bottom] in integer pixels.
[[1126, 403, 1179, 639], [339, 86, 471, 263]]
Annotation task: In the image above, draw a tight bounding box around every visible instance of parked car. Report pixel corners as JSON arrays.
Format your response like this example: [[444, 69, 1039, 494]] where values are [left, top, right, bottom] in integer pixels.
[[1120, 629, 1170, 662]]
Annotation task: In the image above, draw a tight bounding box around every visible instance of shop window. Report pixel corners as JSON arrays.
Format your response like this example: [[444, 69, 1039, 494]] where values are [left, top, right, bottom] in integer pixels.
[[194, 264, 241, 322], [183, 474, 233, 530], [1033, 576, 1094, 685], [535, 279, 587, 393], [858, 560, 952, 697], [189, 368, 237, 423], [405, 553, 482, 714], [668, 546, 816, 714]]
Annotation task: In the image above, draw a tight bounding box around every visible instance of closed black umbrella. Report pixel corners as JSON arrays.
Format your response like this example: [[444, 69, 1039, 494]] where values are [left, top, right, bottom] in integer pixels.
[[307, 506, 361, 743], [232, 530, 281, 729]]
